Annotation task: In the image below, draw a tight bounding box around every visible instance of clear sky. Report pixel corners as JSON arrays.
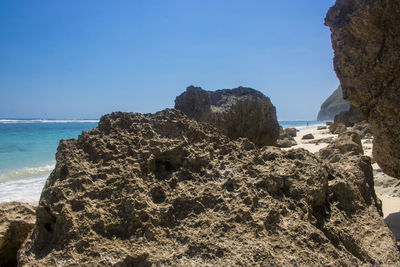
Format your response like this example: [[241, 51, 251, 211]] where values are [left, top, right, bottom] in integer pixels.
[[0, 0, 338, 120]]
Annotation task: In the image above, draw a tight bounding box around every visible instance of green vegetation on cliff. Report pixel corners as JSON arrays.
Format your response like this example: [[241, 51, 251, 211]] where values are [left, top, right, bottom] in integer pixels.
[[317, 86, 350, 121]]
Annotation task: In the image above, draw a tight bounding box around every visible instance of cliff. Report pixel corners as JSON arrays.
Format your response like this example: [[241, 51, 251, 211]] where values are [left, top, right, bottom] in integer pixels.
[[317, 86, 350, 121], [326, 0, 400, 178]]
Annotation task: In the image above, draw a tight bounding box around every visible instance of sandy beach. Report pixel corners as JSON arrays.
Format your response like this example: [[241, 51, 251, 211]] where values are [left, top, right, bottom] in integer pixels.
[[292, 125, 400, 243]]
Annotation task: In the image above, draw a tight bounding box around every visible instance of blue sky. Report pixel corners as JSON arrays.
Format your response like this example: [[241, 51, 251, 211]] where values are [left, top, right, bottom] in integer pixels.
[[0, 0, 338, 120]]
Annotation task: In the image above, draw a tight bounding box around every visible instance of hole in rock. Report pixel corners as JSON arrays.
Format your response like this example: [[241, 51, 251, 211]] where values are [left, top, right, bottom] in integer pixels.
[[153, 149, 185, 179], [156, 160, 176, 173], [44, 223, 52, 232], [150, 186, 166, 204]]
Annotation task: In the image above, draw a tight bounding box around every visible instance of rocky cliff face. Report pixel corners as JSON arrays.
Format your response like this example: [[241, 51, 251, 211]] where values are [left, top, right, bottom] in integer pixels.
[[175, 86, 280, 147], [317, 86, 350, 121], [325, 0, 400, 178], [18, 110, 399, 266]]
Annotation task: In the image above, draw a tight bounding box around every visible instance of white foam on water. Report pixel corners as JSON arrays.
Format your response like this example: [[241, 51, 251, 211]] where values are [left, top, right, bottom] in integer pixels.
[[0, 176, 46, 205], [0, 165, 54, 205], [0, 119, 99, 124], [295, 124, 325, 131], [0, 165, 55, 183]]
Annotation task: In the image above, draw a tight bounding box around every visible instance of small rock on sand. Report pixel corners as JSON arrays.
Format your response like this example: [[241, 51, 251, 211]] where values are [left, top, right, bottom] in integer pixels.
[[302, 133, 314, 140]]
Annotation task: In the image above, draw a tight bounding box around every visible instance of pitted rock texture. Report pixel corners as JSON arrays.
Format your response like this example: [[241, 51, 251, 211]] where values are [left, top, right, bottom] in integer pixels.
[[19, 110, 399, 266], [0, 202, 36, 266], [326, 0, 400, 178], [319, 131, 364, 164], [175, 86, 280, 147]]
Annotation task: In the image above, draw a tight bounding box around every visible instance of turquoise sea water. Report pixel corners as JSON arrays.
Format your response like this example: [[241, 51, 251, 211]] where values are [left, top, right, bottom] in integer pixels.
[[279, 120, 325, 129], [0, 119, 98, 203], [0, 119, 324, 203]]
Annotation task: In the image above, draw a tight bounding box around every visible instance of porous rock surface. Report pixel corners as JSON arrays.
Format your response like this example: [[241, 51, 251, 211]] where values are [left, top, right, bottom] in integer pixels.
[[175, 86, 280, 147], [319, 131, 364, 164], [326, 0, 400, 178], [0, 202, 36, 266], [19, 110, 399, 266]]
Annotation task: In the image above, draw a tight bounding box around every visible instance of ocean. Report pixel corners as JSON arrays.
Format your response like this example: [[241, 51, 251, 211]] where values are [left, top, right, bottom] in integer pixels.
[[0, 119, 99, 204], [0, 119, 325, 204]]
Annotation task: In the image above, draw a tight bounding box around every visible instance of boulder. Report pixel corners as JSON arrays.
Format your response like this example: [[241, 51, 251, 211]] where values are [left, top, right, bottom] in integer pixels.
[[329, 123, 347, 135], [302, 133, 314, 140], [326, 0, 400, 178], [350, 120, 372, 139], [317, 126, 327, 130], [276, 138, 297, 148], [277, 127, 297, 148], [0, 202, 36, 266], [175, 86, 280, 147], [18, 110, 399, 265], [319, 132, 364, 163], [284, 128, 297, 138], [317, 86, 350, 121]]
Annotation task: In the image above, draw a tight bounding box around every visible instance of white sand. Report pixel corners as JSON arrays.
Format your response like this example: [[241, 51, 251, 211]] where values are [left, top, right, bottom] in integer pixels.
[[283, 125, 335, 153], [291, 125, 400, 241]]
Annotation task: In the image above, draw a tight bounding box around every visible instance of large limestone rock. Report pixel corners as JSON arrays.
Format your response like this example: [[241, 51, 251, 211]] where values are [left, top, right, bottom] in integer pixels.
[[0, 202, 36, 266], [175, 86, 280, 147], [326, 0, 400, 178], [19, 110, 399, 265], [317, 85, 350, 121]]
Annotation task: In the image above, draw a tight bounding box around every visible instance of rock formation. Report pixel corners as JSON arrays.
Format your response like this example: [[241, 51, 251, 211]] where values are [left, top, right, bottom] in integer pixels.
[[277, 127, 297, 148], [0, 202, 36, 266], [329, 123, 347, 135], [319, 131, 364, 164], [334, 106, 366, 127], [284, 128, 297, 138], [326, 0, 400, 178], [351, 121, 372, 139], [19, 110, 399, 265], [175, 86, 280, 147], [302, 133, 315, 140], [317, 86, 350, 121]]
